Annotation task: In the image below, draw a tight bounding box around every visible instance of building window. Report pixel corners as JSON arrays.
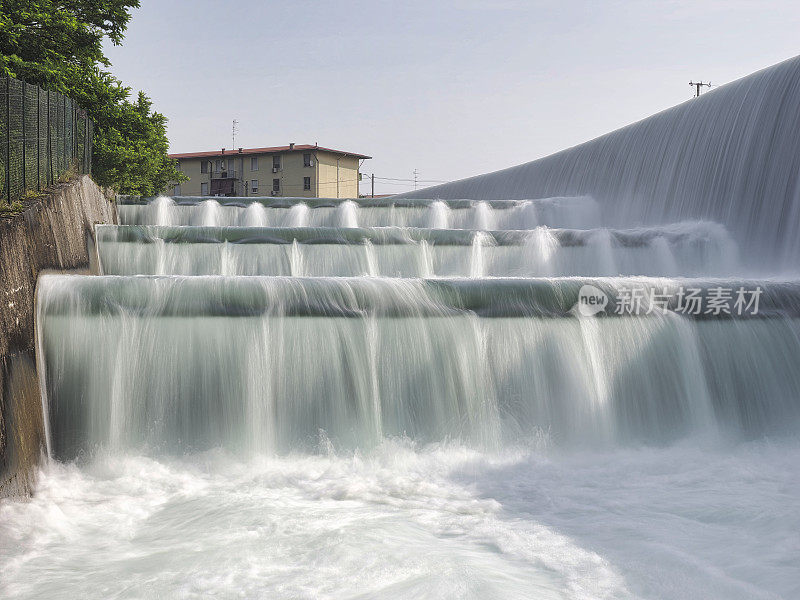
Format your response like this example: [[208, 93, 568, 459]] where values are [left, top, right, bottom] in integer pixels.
[[201, 182, 209, 195], [272, 178, 280, 192], [174, 184, 181, 196], [303, 176, 311, 191], [303, 153, 312, 167], [251, 179, 259, 193], [251, 157, 258, 171], [201, 161, 208, 174], [272, 155, 281, 170]]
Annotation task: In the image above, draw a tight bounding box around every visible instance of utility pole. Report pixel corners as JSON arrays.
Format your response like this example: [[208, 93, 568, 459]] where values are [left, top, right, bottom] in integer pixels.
[[336, 157, 341, 198], [689, 81, 711, 97], [371, 173, 374, 198], [413, 169, 418, 190]]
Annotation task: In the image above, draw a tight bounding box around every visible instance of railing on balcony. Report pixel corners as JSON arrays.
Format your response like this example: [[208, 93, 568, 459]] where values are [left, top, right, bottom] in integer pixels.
[[211, 170, 239, 180]]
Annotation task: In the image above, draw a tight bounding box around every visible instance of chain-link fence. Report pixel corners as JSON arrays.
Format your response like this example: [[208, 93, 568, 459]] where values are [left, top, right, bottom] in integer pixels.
[[0, 75, 93, 204]]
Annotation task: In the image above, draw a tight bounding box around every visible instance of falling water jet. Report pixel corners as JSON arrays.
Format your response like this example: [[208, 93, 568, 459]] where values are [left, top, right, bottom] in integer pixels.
[[364, 240, 379, 277], [286, 203, 310, 227], [469, 231, 494, 278], [152, 195, 176, 226], [198, 200, 222, 227], [241, 202, 268, 227], [336, 200, 359, 228], [289, 240, 304, 276], [427, 201, 450, 229], [522, 227, 560, 277], [473, 201, 495, 230]]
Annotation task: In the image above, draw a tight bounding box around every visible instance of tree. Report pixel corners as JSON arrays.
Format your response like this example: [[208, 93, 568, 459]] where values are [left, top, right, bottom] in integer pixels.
[[0, 0, 186, 194]]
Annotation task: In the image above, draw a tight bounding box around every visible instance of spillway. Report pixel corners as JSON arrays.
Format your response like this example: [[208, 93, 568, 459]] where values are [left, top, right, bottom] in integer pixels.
[[117, 195, 601, 230], [4, 56, 800, 600], [97, 222, 739, 277], [398, 55, 800, 273], [37, 274, 800, 462]]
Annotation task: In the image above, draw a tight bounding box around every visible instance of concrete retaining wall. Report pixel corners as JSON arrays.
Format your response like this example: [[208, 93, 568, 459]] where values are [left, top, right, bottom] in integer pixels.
[[0, 175, 115, 497]]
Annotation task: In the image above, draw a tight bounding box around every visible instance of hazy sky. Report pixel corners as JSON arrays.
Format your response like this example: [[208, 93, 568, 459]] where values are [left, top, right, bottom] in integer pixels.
[[103, 1, 800, 195]]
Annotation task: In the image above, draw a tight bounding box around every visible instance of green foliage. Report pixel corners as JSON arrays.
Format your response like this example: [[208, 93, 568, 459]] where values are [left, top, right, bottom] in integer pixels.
[[93, 91, 182, 195], [0, 201, 24, 215], [0, 0, 186, 194]]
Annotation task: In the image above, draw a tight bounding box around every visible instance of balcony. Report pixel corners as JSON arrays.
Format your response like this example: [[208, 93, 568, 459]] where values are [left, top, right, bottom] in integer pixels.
[[211, 170, 239, 180]]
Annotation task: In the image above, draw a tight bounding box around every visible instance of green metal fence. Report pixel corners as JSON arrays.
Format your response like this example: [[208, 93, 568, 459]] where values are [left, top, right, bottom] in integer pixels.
[[0, 75, 93, 204]]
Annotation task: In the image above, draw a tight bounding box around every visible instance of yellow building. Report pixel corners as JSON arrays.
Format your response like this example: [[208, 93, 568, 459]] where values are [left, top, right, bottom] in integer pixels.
[[169, 143, 371, 198]]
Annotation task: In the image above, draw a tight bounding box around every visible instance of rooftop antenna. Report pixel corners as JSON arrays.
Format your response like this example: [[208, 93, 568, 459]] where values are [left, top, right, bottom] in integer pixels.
[[689, 81, 711, 97], [232, 119, 239, 148]]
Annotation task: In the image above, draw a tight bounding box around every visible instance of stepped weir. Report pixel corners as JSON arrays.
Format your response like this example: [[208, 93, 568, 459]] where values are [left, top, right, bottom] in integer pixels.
[[3, 56, 800, 600]]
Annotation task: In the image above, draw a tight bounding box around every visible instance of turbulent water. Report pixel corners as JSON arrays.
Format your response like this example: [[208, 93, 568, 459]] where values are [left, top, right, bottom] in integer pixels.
[[5, 56, 800, 600], [3, 442, 799, 599], [10, 268, 799, 598]]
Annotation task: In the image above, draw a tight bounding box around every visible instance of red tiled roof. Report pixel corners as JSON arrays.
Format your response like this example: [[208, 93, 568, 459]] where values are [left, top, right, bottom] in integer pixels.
[[168, 144, 371, 160]]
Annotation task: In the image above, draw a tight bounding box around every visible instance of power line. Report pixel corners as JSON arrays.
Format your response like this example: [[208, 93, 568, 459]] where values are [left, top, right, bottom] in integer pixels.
[[364, 175, 450, 184]]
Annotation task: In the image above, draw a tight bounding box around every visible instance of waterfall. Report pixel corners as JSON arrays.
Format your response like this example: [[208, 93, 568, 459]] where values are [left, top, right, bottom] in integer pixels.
[[117, 196, 603, 230], [37, 273, 800, 458], [96, 223, 742, 278], [15, 56, 800, 600]]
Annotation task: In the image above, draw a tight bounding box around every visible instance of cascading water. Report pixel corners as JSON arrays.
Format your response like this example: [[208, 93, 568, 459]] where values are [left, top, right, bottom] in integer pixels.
[[95, 222, 741, 278], [116, 195, 601, 230], [4, 57, 800, 600], [397, 56, 800, 273], [35, 274, 800, 458]]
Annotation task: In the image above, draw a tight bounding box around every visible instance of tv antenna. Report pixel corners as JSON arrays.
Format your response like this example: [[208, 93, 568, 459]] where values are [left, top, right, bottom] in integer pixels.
[[232, 119, 239, 148], [689, 81, 711, 97]]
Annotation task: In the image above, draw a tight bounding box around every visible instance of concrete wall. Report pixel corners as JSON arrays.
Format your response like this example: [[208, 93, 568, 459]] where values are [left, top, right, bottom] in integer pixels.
[[316, 153, 359, 199], [0, 175, 116, 498]]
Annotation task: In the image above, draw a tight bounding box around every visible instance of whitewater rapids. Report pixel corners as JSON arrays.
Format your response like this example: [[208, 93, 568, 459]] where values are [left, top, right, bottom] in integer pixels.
[[1, 440, 798, 599]]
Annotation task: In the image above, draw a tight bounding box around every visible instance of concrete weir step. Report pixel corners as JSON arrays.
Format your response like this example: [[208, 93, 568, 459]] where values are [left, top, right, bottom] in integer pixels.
[[115, 195, 601, 229], [37, 274, 799, 319], [94, 223, 738, 278]]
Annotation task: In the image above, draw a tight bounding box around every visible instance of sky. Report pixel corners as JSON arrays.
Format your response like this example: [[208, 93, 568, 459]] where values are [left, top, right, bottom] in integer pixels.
[[103, 0, 800, 195]]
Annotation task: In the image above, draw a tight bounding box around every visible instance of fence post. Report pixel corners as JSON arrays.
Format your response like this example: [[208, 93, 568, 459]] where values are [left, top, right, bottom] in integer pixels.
[[36, 84, 41, 190], [21, 80, 26, 193], [72, 100, 76, 168], [5, 77, 10, 204], [46, 90, 51, 185], [62, 94, 67, 176]]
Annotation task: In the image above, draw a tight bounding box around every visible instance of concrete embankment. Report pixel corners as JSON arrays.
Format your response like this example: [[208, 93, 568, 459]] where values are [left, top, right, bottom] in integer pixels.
[[0, 175, 115, 497]]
